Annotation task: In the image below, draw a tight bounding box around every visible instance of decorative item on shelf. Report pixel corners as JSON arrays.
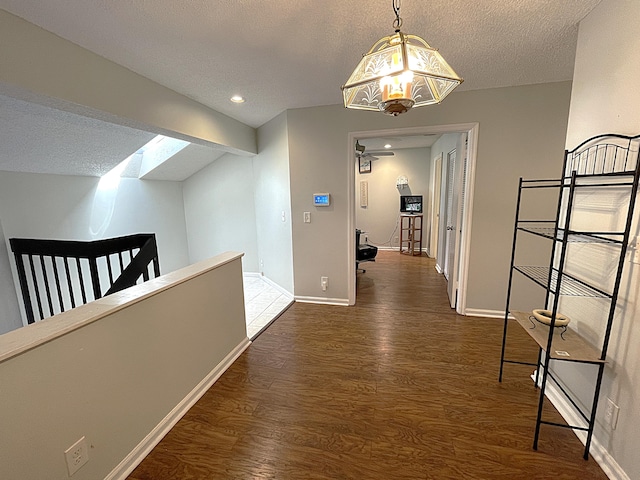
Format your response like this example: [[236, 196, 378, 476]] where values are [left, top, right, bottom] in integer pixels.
[[529, 309, 570, 339], [341, 0, 463, 116]]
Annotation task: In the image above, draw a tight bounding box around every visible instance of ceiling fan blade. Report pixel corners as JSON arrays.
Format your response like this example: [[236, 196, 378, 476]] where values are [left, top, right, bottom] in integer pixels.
[[368, 151, 395, 156]]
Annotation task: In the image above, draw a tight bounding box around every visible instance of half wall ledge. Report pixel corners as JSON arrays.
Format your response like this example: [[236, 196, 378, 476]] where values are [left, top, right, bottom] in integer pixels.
[[0, 250, 248, 480], [0, 250, 245, 363]]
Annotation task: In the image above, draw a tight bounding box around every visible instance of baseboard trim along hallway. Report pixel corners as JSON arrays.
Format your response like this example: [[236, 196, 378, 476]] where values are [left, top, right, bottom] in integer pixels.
[[106, 338, 251, 480], [531, 372, 630, 480], [294, 295, 349, 306], [464, 308, 506, 318]]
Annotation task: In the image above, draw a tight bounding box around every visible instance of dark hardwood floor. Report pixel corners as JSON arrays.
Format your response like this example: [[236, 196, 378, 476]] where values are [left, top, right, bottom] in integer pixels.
[[128, 251, 607, 479]]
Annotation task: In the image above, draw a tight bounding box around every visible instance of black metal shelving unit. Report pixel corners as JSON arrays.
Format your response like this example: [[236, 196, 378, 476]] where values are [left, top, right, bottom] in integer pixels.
[[499, 133, 640, 459]]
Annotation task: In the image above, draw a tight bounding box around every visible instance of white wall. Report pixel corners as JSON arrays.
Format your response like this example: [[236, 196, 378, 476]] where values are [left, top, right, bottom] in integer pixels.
[[555, 1, 640, 478], [286, 82, 572, 306], [0, 172, 190, 326], [253, 112, 294, 293], [183, 153, 259, 271], [565, 0, 640, 146], [0, 219, 21, 334], [356, 147, 431, 249]]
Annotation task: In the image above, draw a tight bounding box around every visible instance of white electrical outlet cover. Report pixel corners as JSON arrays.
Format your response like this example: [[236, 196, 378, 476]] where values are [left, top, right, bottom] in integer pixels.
[[65, 436, 89, 476]]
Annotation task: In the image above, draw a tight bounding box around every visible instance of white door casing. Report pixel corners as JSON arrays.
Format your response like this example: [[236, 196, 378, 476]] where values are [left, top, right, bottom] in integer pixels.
[[347, 123, 478, 316]]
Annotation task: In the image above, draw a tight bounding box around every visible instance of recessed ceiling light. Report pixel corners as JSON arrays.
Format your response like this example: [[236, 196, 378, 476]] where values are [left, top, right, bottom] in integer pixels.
[[230, 95, 245, 103], [384, 144, 392, 149]]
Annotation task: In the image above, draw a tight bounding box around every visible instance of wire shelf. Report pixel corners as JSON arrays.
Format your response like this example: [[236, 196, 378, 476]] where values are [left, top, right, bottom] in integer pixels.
[[514, 265, 611, 298], [517, 226, 624, 245], [501, 134, 640, 460]]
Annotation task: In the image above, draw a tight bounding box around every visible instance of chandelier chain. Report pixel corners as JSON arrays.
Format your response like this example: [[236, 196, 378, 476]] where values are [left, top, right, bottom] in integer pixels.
[[392, 0, 403, 31]]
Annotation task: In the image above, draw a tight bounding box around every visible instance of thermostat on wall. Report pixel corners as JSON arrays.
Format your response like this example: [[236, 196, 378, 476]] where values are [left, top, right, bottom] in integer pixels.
[[313, 193, 331, 206]]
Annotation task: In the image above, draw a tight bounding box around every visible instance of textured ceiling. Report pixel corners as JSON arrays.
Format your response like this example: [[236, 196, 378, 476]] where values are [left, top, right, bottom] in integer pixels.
[[140, 144, 226, 182], [0, 0, 601, 129], [0, 94, 155, 177]]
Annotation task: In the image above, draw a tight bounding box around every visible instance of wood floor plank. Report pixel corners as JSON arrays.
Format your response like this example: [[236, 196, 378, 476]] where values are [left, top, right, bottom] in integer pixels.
[[128, 251, 608, 479]]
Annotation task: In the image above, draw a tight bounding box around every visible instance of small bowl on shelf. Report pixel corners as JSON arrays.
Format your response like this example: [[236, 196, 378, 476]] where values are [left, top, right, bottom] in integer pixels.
[[532, 309, 570, 327]]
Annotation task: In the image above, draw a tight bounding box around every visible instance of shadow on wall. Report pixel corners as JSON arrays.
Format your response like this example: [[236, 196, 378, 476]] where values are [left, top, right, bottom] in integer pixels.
[[0, 221, 22, 335]]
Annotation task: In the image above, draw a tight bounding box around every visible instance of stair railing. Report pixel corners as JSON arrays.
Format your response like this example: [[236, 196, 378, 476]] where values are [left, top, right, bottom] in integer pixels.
[[10, 233, 161, 324]]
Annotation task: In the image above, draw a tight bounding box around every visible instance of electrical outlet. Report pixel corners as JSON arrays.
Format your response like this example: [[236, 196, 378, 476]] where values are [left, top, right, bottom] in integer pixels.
[[321, 276, 328, 291], [605, 398, 620, 429], [65, 436, 89, 476], [632, 236, 640, 264]]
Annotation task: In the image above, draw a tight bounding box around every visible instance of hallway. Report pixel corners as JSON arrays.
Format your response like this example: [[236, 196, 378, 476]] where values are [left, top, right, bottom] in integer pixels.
[[128, 251, 607, 479]]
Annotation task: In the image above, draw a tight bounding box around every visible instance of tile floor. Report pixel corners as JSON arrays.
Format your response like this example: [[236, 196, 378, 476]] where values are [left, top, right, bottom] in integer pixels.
[[243, 274, 293, 338]]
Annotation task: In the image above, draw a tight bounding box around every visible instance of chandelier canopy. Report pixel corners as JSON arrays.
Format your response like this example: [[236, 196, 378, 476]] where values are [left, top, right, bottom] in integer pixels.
[[341, 0, 463, 116]]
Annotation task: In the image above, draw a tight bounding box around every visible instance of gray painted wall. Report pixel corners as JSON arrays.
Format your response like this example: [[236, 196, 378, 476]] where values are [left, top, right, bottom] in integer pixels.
[[253, 112, 294, 293], [183, 153, 259, 271], [286, 82, 572, 308], [355, 147, 431, 250]]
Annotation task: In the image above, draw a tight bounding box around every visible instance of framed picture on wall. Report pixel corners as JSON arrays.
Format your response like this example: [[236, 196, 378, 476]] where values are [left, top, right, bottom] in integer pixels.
[[359, 157, 372, 174]]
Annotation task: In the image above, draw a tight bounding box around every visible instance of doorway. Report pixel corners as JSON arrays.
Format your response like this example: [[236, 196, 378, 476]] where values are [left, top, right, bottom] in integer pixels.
[[348, 123, 478, 314]]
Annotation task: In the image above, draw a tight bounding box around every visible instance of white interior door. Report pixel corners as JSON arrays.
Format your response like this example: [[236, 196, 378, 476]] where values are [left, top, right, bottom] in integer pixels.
[[444, 136, 469, 309], [443, 149, 457, 285], [443, 136, 470, 309]]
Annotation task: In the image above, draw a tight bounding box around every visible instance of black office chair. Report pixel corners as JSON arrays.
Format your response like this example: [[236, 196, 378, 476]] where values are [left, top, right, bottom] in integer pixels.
[[356, 229, 378, 273]]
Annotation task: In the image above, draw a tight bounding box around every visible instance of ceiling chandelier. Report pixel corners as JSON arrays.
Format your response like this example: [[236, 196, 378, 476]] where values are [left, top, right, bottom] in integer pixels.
[[341, 0, 463, 116]]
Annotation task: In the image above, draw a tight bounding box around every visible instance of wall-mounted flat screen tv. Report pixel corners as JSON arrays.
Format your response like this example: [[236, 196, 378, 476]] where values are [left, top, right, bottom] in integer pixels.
[[400, 195, 423, 214]]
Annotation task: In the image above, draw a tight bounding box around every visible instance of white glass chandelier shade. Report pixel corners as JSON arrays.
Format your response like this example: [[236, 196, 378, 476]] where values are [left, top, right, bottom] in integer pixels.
[[342, 31, 463, 116]]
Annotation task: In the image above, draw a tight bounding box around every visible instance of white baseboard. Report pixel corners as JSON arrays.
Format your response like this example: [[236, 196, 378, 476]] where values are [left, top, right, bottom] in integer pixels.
[[374, 246, 429, 254], [294, 295, 349, 306], [435, 264, 443, 274], [261, 277, 294, 299], [105, 337, 252, 480], [530, 373, 629, 480], [464, 308, 506, 319], [244, 272, 293, 299]]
